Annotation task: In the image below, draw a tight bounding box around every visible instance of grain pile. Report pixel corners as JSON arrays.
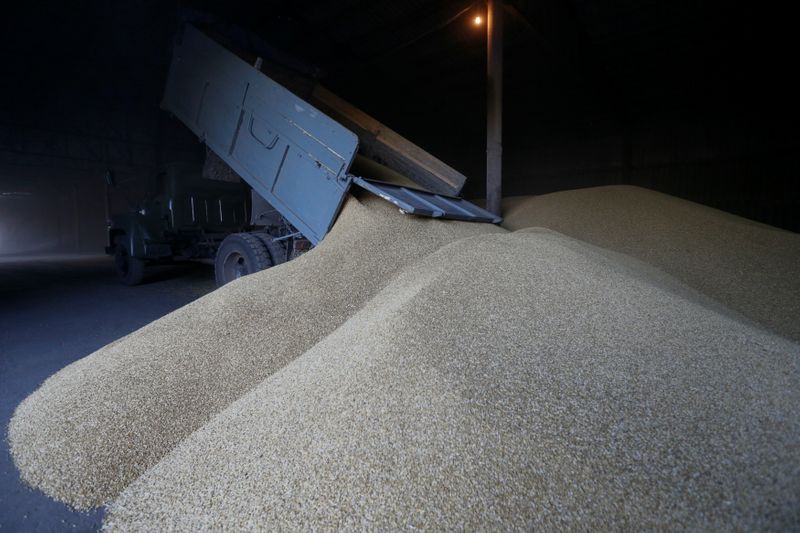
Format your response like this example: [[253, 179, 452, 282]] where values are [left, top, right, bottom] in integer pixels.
[[502, 185, 800, 340], [8, 194, 502, 509], [9, 185, 800, 529], [104, 231, 800, 530]]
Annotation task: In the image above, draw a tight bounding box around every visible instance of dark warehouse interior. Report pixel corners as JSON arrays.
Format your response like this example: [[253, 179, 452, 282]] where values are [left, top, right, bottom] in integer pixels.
[[1, 1, 799, 530], [1, 0, 798, 255]]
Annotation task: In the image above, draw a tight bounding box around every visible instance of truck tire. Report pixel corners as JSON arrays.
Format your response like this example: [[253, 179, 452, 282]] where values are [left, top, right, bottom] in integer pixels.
[[114, 237, 146, 286], [252, 232, 289, 266], [215, 232, 273, 287]]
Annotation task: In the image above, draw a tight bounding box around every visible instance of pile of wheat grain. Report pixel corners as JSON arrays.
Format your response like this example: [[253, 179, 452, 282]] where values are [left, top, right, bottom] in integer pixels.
[[502, 185, 800, 340], [8, 194, 502, 509], [9, 185, 799, 530], [104, 230, 799, 530]]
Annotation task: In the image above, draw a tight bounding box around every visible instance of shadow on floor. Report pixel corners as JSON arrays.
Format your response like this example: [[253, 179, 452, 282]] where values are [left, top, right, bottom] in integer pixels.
[[0, 255, 216, 531]]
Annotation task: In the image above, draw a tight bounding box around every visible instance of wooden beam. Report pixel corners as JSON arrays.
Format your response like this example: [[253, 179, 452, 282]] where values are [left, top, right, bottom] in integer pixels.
[[310, 85, 466, 196]]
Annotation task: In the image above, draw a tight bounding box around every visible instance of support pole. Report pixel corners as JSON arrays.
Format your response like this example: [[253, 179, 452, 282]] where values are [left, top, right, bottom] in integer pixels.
[[486, 0, 503, 216]]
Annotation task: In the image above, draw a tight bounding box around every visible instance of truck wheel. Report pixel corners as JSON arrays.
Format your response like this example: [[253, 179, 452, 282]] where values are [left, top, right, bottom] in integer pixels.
[[252, 232, 288, 265], [215, 233, 272, 287], [114, 238, 146, 286]]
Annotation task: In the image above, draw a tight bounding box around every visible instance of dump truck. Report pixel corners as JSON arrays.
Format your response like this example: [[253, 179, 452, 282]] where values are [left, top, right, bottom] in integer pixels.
[[105, 161, 252, 285], [105, 159, 308, 285], [147, 24, 501, 286]]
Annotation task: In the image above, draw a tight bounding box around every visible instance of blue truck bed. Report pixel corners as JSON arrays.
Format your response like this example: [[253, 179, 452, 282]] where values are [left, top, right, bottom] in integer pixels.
[[162, 25, 500, 246]]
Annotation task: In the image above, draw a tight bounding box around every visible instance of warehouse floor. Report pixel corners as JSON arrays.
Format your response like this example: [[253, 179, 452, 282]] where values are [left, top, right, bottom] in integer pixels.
[[0, 255, 215, 531]]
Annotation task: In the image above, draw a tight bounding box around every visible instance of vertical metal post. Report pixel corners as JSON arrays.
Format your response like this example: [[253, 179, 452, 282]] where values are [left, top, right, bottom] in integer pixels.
[[486, 0, 503, 216]]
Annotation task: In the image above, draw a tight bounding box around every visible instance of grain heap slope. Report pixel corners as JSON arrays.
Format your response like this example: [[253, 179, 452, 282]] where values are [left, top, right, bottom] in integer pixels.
[[105, 231, 800, 531], [9, 194, 503, 509], [502, 185, 800, 340]]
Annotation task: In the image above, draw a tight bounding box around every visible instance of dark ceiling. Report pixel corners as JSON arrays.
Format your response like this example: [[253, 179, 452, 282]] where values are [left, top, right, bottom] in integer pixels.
[[2, 0, 798, 229], [175, 1, 800, 187], [3, 0, 795, 149], [179, 0, 798, 116]]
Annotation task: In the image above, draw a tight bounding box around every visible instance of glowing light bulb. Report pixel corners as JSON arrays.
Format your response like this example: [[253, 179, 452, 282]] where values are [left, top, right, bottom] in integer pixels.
[[474, 15, 483, 25]]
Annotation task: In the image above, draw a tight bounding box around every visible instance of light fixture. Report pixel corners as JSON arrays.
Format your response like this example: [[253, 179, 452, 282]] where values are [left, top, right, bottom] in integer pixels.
[[473, 15, 483, 26]]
